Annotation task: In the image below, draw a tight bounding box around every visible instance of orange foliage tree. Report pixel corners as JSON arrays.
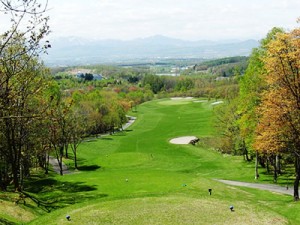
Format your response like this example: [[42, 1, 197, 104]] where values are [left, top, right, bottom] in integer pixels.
[[254, 27, 300, 200]]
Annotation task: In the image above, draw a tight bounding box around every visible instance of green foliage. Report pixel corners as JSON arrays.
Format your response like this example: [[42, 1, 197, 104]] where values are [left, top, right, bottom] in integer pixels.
[[141, 74, 165, 93], [194, 56, 249, 77], [238, 27, 284, 152], [0, 35, 53, 191]]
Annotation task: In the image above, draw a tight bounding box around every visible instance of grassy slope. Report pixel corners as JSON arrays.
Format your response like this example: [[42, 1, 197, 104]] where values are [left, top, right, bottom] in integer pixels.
[[20, 98, 300, 224]]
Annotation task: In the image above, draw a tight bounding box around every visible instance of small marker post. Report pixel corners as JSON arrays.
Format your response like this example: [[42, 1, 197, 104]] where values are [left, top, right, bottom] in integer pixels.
[[208, 189, 212, 195]]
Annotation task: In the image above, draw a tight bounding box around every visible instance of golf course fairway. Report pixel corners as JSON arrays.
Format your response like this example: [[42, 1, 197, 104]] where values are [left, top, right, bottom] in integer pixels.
[[27, 98, 300, 224]]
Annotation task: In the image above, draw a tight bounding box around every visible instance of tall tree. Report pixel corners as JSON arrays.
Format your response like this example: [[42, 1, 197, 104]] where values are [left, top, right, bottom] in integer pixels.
[[238, 27, 284, 179], [0, 39, 50, 190], [69, 107, 86, 170], [254, 27, 300, 200], [0, 0, 50, 190]]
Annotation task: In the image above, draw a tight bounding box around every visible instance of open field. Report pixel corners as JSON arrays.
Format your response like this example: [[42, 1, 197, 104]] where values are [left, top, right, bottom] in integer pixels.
[[1, 98, 300, 224]]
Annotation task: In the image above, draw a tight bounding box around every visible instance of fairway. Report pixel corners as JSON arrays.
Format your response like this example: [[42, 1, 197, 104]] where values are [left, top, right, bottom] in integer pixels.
[[27, 98, 299, 224]]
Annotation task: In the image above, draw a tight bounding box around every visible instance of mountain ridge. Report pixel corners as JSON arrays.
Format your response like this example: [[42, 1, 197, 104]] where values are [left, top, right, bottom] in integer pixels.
[[43, 35, 259, 66]]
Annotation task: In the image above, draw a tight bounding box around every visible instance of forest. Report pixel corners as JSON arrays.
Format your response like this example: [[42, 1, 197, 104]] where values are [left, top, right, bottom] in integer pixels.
[[1, 1, 300, 224]]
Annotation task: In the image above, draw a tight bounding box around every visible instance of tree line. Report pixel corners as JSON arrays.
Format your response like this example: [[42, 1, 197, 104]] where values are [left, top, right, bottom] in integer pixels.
[[0, 0, 135, 191], [214, 24, 300, 200]]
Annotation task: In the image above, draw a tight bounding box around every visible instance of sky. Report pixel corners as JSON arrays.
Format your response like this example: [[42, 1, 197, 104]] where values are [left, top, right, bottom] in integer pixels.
[[1, 0, 300, 41]]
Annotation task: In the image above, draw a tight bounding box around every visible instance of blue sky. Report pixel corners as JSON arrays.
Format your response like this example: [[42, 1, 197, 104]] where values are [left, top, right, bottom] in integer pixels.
[[1, 0, 300, 41]]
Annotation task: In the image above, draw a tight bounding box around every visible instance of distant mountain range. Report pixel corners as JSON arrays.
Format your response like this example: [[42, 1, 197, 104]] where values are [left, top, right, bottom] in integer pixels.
[[42, 35, 259, 66]]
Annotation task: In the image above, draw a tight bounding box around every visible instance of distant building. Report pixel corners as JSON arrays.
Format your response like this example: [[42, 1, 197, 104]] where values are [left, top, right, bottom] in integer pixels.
[[93, 74, 103, 80]]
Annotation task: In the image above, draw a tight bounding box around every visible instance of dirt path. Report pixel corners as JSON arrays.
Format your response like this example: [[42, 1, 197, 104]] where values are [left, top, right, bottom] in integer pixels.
[[49, 156, 71, 174], [215, 179, 293, 196]]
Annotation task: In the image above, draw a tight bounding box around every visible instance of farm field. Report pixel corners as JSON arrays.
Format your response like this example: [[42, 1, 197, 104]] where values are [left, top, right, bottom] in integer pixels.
[[2, 98, 300, 224]]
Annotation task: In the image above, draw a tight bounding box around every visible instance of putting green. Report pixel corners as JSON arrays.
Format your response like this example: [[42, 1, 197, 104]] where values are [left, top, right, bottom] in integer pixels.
[[158, 97, 196, 106]]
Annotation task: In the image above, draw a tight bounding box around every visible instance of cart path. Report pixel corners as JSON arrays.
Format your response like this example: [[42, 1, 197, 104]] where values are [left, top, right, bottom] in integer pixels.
[[122, 116, 136, 130], [49, 156, 71, 174], [215, 179, 293, 196]]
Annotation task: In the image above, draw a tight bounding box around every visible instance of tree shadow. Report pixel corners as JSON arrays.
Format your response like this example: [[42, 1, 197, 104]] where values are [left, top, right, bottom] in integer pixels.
[[66, 155, 86, 163], [23, 176, 108, 212], [101, 137, 113, 141], [0, 218, 17, 225], [25, 178, 99, 193], [259, 170, 295, 185], [78, 165, 101, 171]]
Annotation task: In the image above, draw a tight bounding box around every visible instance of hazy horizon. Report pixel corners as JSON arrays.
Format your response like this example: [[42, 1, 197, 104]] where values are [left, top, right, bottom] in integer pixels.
[[49, 34, 259, 42], [1, 0, 299, 42]]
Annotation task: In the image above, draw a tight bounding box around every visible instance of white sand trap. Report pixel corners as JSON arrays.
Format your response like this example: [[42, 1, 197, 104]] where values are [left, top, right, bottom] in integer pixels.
[[170, 136, 198, 144], [211, 101, 224, 105], [194, 100, 207, 103]]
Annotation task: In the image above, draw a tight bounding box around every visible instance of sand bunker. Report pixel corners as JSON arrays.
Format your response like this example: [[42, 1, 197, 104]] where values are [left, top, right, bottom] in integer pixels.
[[193, 100, 207, 103], [169, 136, 198, 145]]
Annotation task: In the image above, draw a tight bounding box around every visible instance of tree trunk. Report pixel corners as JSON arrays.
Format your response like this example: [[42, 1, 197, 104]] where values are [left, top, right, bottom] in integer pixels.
[[273, 162, 278, 183], [65, 143, 69, 158], [45, 154, 49, 174], [55, 146, 64, 176], [276, 154, 281, 175], [294, 155, 300, 201], [242, 140, 250, 161], [12, 163, 20, 191], [255, 151, 259, 180], [58, 160, 63, 176], [74, 149, 78, 170], [258, 155, 266, 168], [273, 154, 281, 183], [266, 156, 270, 174], [59, 146, 64, 175]]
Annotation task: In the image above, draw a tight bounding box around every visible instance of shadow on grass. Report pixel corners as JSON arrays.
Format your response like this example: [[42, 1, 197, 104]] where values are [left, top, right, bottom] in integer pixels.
[[101, 137, 113, 141], [78, 165, 101, 171], [259, 170, 295, 185], [113, 129, 133, 136], [23, 175, 108, 212], [0, 218, 17, 225], [66, 155, 86, 163], [25, 178, 98, 193]]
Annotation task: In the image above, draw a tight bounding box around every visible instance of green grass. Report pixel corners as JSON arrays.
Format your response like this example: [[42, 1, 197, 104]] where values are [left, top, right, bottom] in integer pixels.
[[3, 98, 300, 224]]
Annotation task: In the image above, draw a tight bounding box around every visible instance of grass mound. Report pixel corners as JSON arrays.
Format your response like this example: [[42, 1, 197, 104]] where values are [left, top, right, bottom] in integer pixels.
[[0, 198, 37, 224], [29, 196, 287, 225]]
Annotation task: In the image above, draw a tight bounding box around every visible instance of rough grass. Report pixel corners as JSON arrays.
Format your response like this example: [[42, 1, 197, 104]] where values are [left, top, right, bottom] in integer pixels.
[[0, 198, 37, 223]]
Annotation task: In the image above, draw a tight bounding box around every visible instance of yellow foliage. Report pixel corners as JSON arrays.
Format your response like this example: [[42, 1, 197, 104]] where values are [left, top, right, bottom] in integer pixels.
[[254, 27, 300, 154]]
